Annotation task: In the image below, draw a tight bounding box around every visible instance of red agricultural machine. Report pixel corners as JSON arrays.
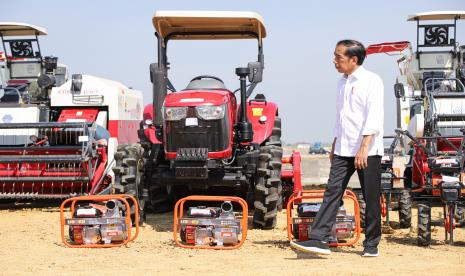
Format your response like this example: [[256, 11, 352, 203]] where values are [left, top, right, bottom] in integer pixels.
[[369, 11, 465, 245], [0, 23, 145, 222], [139, 11, 301, 228]]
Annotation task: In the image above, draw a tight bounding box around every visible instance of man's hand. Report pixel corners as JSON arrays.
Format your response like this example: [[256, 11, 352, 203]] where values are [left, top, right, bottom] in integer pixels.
[[355, 145, 369, 169], [355, 135, 373, 169]]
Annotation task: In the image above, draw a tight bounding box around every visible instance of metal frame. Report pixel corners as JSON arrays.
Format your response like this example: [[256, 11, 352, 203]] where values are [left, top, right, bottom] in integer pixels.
[[0, 35, 42, 61], [415, 18, 457, 70], [152, 29, 264, 127], [60, 194, 139, 248]]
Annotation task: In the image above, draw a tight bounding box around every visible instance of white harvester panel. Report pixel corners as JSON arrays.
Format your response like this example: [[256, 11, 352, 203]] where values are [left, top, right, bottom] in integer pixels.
[[0, 105, 40, 145], [50, 75, 143, 122], [50, 75, 143, 145]]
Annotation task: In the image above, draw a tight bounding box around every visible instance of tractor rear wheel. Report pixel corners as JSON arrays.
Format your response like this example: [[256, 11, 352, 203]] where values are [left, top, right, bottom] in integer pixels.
[[398, 189, 412, 228], [417, 202, 432, 246], [113, 143, 146, 226], [253, 116, 283, 229]]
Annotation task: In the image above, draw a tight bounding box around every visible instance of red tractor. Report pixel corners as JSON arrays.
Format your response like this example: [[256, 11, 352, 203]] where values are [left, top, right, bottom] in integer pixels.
[[139, 11, 299, 229]]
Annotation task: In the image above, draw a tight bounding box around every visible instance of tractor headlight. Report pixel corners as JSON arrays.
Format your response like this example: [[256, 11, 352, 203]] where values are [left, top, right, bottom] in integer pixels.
[[164, 107, 188, 121], [196, 105, 225, 120]]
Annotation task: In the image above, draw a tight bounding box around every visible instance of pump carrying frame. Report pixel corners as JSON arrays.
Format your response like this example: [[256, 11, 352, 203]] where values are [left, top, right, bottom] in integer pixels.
[[60, 194, 139, 248], [173, 195, 248, 250], [286, 189, 361, 247]]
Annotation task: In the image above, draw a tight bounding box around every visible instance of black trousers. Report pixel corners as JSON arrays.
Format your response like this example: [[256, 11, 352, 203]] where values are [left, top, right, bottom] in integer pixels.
[[309, 155, 382, 248]]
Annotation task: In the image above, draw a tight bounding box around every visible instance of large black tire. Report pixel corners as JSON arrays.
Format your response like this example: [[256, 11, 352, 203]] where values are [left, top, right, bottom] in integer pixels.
[[253, 116, 282, 229], [398, 189, 412, 228], [113, 143, 146, 226], [417, 202, 432, 246]]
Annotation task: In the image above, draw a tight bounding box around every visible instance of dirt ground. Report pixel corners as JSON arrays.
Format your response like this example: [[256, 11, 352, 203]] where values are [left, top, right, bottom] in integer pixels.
[[1, 201, 464, 276]]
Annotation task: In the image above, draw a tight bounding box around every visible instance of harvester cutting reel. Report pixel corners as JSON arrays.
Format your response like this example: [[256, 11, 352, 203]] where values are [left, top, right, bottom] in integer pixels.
[[0, 122, 110, 200]]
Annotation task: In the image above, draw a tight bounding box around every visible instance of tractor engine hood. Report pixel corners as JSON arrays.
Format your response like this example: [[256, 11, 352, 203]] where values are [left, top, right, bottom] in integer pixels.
[[164, 90, 235, 107]]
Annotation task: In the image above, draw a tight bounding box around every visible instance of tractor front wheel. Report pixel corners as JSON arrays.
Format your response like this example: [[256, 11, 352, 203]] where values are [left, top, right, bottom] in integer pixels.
[[113, 143, 146, 226]]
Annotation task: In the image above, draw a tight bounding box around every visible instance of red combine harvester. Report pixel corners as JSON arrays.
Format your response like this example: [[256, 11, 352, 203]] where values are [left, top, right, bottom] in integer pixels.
[[0, 23, 144, 216], [368, 11, 465, 245], [139, 11, 301, 228]]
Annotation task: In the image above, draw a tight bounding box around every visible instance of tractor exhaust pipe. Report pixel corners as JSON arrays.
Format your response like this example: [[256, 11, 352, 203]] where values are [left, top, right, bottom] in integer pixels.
[[150, 33, 168, 139], [236, 67, 253, 142], [150, 63, 167, 127]]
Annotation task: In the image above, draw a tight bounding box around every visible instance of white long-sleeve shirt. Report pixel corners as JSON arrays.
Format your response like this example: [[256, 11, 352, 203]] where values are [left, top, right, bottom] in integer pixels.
[[333, 66, 384, 157]]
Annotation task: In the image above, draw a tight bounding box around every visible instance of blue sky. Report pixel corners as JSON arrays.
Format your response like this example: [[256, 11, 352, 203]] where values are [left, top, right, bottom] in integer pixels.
[[2, 0, 464, 143]]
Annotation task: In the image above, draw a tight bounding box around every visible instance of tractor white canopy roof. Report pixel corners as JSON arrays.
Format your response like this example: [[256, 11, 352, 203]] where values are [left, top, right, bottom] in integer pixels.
[[152, 11, 266, 40], [407, 11, 465, 21]]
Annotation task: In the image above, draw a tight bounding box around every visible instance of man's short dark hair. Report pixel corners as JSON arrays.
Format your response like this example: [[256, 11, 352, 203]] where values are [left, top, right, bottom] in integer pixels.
[[337, 39, 366, 65]]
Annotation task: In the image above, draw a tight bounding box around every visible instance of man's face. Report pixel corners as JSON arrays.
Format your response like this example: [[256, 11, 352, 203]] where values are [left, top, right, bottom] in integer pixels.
[[333, 45, 358, 75]]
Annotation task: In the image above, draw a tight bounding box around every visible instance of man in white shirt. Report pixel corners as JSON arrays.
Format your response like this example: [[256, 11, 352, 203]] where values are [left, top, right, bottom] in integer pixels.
[[291, 40, 384, 257]]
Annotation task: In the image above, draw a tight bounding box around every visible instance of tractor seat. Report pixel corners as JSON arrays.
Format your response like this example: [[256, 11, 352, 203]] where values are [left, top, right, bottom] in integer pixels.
[[185, 76, 227, 90]]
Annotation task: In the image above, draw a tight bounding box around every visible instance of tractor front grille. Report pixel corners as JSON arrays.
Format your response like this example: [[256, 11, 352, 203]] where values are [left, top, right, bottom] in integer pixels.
[[165, 110, 230, 153]]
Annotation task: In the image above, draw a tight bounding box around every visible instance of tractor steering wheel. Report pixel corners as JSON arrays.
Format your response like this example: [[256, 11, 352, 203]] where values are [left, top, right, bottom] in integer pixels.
[[190, 75, 224, 83]]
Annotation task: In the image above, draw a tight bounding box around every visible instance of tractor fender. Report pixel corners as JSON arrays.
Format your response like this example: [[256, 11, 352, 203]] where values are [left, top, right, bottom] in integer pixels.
[[245, 100, 278, 145], [142, 104, 162, 144]]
